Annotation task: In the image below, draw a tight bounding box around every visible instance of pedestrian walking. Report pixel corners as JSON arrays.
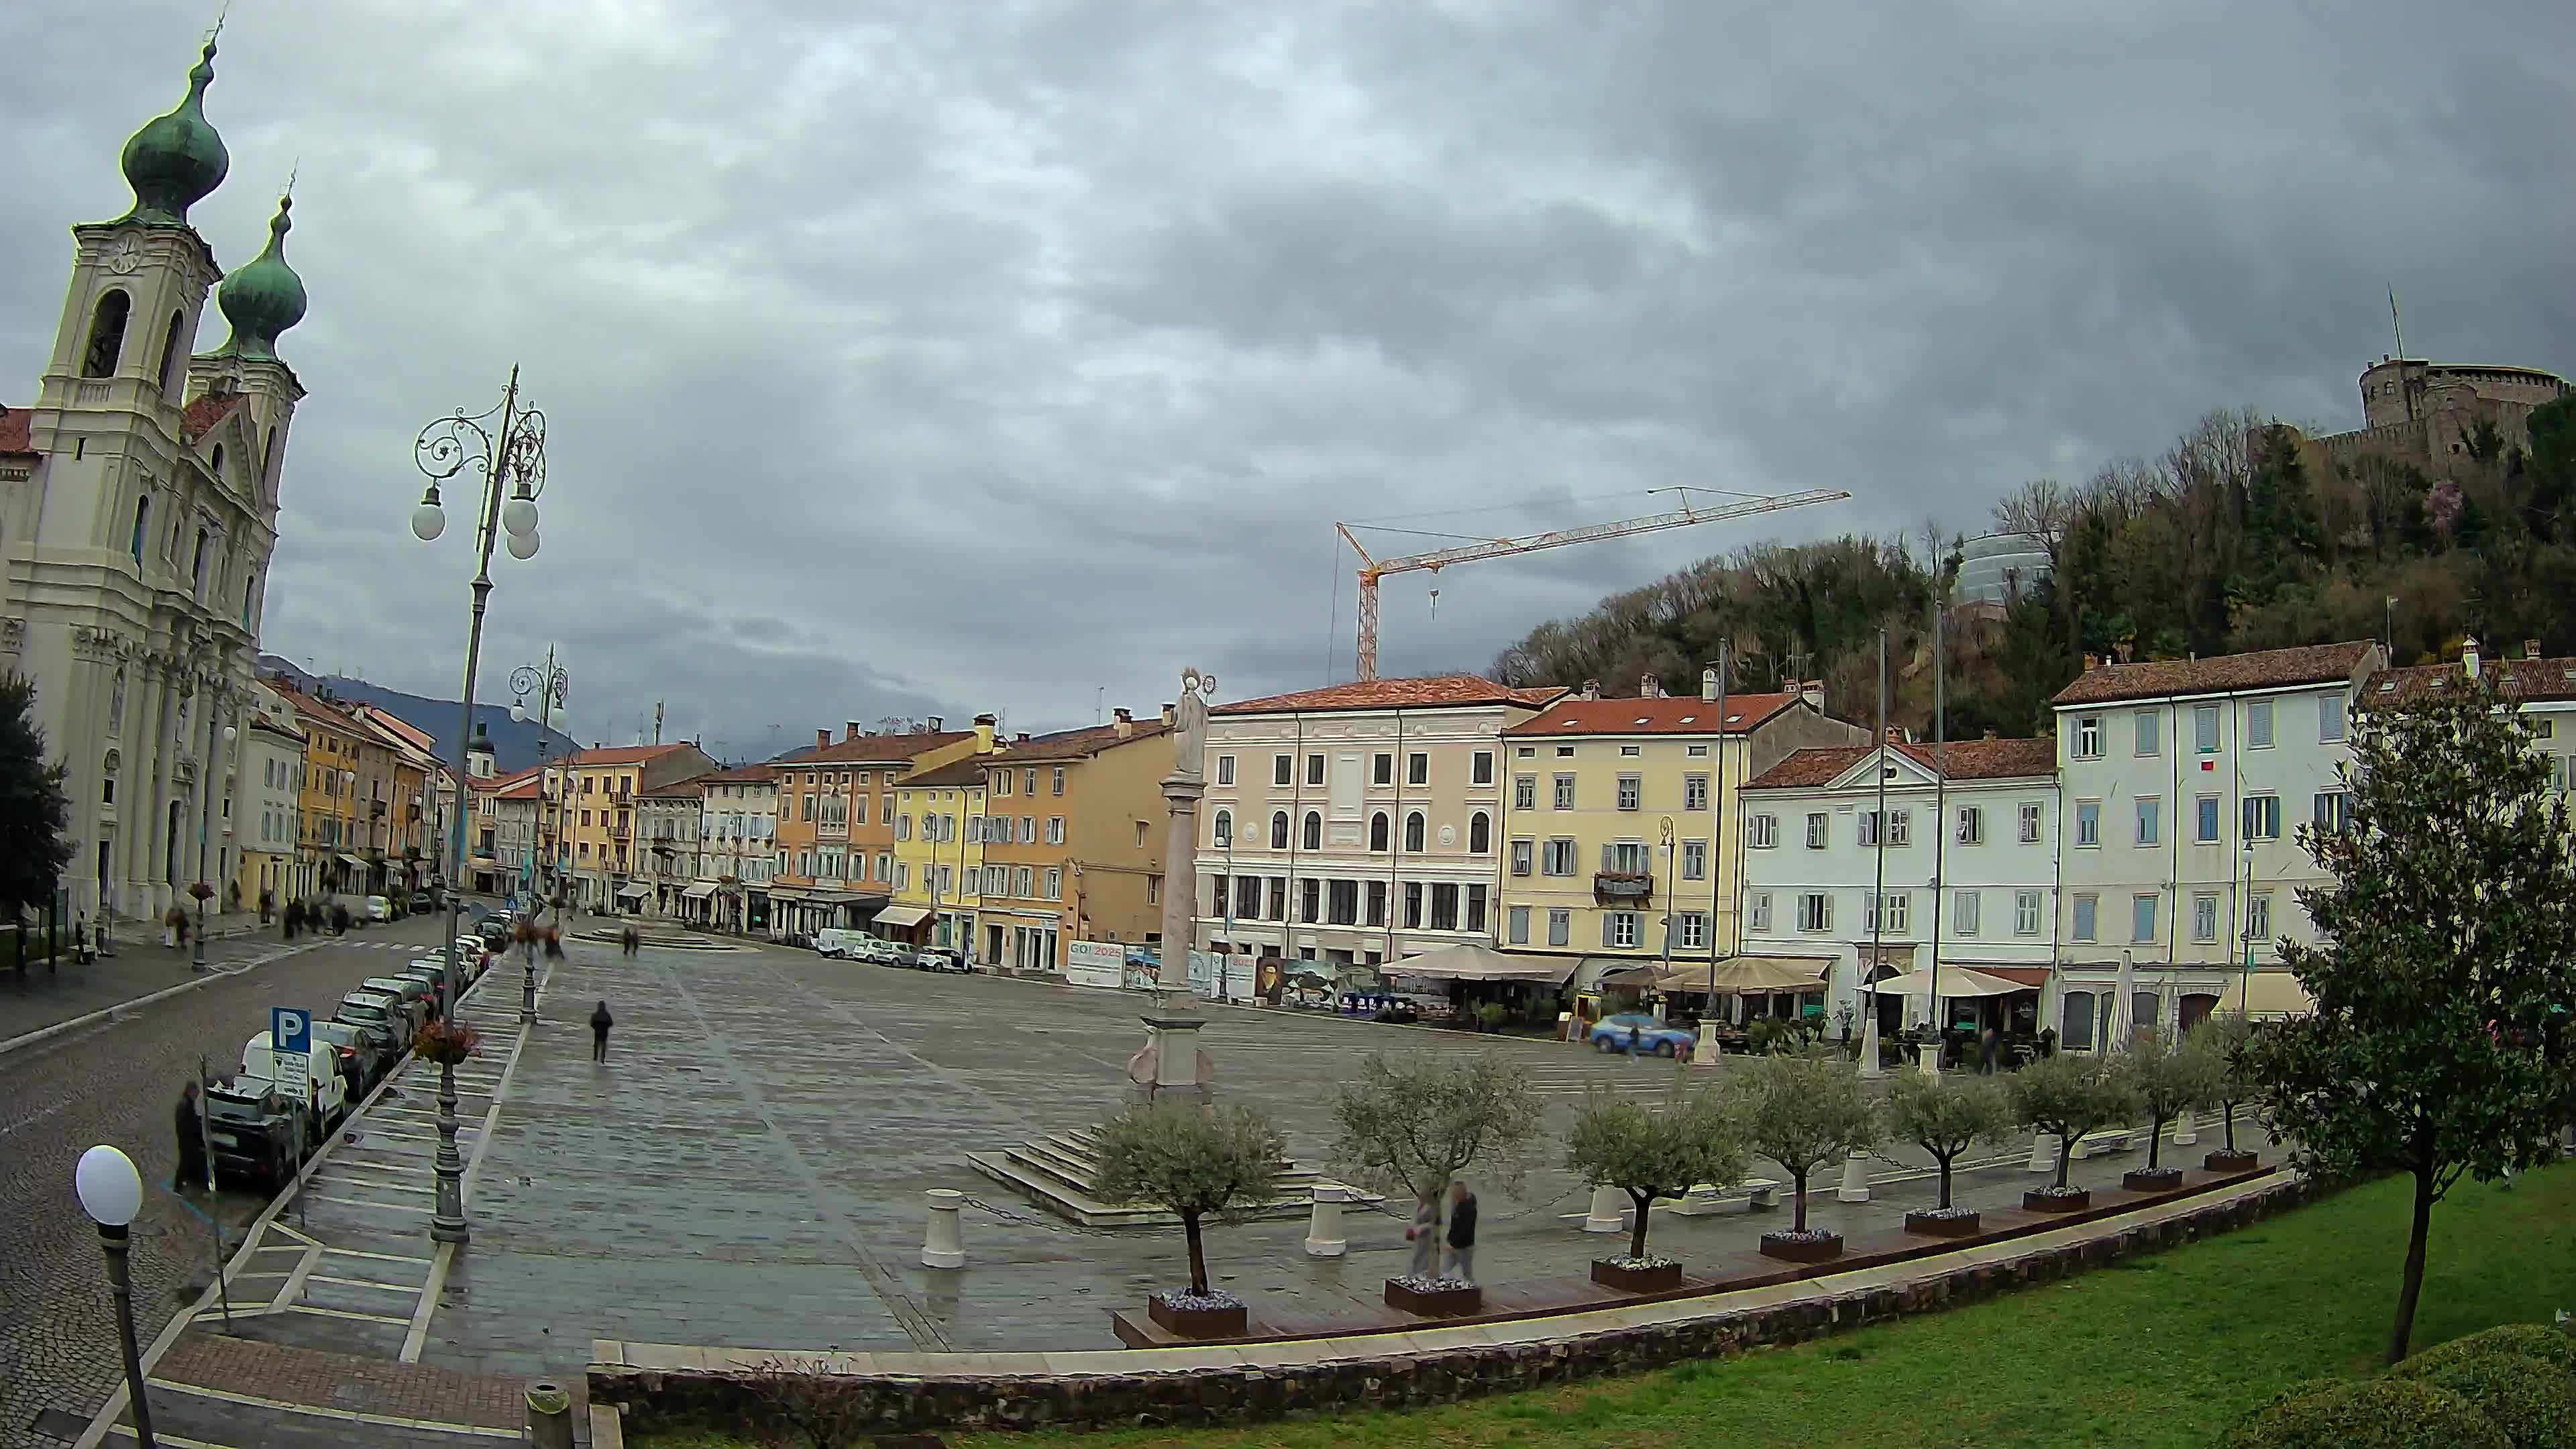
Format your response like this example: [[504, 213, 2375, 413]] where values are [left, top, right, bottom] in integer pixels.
[[174, 1081, 207, 1191], [329, 903, 350, 936], [1404, 1189, 1440, 1279], [590, 1000, 614, 1063], [73, 912, 93, 963], [1441, 1180, 1478, 1285], [1980, 1024, 2000, 1076], [1625, 1024, 1643, 1061]]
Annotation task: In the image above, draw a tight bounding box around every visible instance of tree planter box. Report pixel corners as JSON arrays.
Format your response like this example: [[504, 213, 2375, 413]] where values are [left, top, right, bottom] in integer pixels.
[[1589, 1258, 1684, 1293], [2204, 1148, 2260, 1173], [2122, 1167, 2184, 1193], [1383, 1278, 1482, 1317], [1146, 1293, 1246, 1339], [1902, 1209, 1982, 1238], [2024, 1187, 2092, 1213], [1758, 1231, 1844, 1264]]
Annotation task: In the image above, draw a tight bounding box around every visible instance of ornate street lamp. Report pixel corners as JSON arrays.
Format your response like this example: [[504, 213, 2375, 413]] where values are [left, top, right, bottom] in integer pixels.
[[409, 366, 549, 1247], [509, 653, 568, 1025], [74, 1145, 157, 1448]]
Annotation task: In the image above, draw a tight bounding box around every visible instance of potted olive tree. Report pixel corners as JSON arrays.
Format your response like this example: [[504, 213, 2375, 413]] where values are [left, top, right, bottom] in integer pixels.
[[1330, 1053, 1543, 1316], [1737, 1051, 1878, 1263], [2196, 1012, 2265, 1173], [1092, 1098, 1286, 1339], [1564, 1073, 1746, 1291], [1885, 1071, 2012, 1236], [2113, 1032, 2220, 1192], [2008, 1051, 2140, 1212]]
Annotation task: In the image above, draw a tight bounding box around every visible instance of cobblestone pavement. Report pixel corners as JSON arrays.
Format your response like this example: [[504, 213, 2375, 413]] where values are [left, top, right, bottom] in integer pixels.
[[0, 914, 462, 1449]]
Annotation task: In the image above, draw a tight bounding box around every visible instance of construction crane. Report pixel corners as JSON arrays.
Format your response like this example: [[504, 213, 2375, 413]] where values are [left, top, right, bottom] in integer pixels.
[[1337, 486, 1851, 681]]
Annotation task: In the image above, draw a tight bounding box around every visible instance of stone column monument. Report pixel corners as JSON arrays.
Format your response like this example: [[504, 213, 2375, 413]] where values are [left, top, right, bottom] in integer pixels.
[[1133, 667, 1217, 1099]]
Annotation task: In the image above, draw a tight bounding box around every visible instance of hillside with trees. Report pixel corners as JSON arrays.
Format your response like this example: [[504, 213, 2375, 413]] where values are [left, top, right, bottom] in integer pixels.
[[1489, 394, 2576, 738]]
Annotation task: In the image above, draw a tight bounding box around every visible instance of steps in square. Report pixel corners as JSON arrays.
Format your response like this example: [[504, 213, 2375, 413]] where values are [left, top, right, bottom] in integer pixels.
[[965, 1126, 1376, 1228]]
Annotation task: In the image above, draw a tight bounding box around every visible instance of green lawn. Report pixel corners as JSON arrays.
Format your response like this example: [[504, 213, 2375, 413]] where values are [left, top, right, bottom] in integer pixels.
[[638, 1163, 2575, 1449]]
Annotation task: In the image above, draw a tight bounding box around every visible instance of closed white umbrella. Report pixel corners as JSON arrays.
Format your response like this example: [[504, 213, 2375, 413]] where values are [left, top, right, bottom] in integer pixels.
[[2111, 950, 2136, 1053], [2159, 976, 2182, 1049]]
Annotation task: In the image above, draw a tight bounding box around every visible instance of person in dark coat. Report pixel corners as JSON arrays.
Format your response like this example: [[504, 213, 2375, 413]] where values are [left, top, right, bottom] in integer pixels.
[[1442, 1180, 1478, 1285], [174, 1081, 207, 1191], [590, 1000, 614, 1063], [329, 903, 350, 936]]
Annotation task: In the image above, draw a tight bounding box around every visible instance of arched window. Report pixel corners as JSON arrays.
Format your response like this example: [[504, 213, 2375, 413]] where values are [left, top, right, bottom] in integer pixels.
[[101, 750, 119, 805], [1301, 810, 1322, 851], [1403, 811, 1426, 853], [1269, 811, 1289, 850], [1468, 811, 1491, 854], [1212, 808, 1231, 849], [83, 290, 131, 378], [192, 527, 210, 590], [242, 572, 256, 627], [128, 496, 150, 566], [211, 443, 225, 482], [1368, 812, 1389, 852], [156, 310, 185, 396]]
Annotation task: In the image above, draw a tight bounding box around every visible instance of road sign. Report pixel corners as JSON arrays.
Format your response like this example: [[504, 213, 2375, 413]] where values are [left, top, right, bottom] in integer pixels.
[[271, 1006, 311, 1056]]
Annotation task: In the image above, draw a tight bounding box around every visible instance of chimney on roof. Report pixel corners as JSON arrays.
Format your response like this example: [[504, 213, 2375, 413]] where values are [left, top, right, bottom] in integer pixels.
[[2463, 636, 2481, 680], [2114, 641, 2134, 663], [815, 729, 830, 750], [1640, 674, 1662, 698], [1800, 680, 1826, 712], [1014, 732, 1030, 745], [1700, 667, 1719, 702], [2526, 639, 2544, 661], [1984, 729, 1998, 741], [2083, 653, 2100, 672], [971, 713, 997, 752], [845, 721, 861, 742], [1580, 678, 1601, 701], [1113, 707, 1134, 739]]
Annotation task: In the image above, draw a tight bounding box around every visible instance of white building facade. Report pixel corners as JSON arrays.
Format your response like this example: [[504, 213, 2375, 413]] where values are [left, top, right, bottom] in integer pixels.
[[1190, 676, 1562, 972], [692, 765, 777, 931], [635, 778, 704, 918], [0, 42, 309, 926], [1738, 737, 2062, 1037], [2050, 641, 2383, 1042]]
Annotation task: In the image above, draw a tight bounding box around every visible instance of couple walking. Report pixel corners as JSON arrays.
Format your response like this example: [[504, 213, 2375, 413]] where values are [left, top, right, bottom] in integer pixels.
[[1406, 1180, 1479, 1284]]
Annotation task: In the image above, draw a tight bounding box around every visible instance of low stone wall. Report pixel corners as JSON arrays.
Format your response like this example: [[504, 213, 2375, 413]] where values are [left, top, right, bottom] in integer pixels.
[[592, 1176, 2321, 1437]]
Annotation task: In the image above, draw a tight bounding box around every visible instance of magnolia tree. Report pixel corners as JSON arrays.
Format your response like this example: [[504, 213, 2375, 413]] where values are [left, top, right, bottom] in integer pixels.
[[1328, 1053, 1546, 1208], [1735, 1051, 1878, 1234], [1564, 1073, 1748, 1263], [2115, 1032, 2222, 1173], [2008, 1052, 2140, 1192], [2245, 669, 2576, 1364], [1093, 1099, 1286, 1299], [1884, 1071, 2012, 1211]]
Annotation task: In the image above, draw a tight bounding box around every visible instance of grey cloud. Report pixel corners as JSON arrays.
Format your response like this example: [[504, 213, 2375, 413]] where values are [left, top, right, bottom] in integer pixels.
[[3, 1, 2571, 751]]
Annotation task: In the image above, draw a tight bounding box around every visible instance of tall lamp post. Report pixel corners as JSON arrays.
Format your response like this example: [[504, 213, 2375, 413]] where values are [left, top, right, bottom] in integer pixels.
[[74, 1145, 156, 1448], [409, 366, 549, 1247], [511, 653, 569, 1023]]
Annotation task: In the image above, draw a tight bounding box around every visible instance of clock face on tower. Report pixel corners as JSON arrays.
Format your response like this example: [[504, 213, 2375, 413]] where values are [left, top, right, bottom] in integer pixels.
[[105, 235, 142, 275]]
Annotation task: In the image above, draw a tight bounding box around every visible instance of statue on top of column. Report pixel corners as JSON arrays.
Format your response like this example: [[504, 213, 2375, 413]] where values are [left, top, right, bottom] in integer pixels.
[[1171, 667, 1216, 783]]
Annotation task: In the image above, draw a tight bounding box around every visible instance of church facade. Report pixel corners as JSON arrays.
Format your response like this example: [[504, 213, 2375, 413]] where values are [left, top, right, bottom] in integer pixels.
[[0, 37, 310, 926]]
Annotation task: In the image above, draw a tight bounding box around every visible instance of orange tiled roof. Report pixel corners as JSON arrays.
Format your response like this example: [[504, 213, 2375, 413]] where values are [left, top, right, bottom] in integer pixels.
[[0, 406, 33, 457], [1744, 737, 2057, 791], [697, 763, 778, 784], [564, 743, 686, 767], [1215, 676, 1565, 716], [990, 720, 1171, 762], [2367, 655, 2576, 705], [1503, 692, 1802, 737], [181, 391, 244, 442], [2051, 642, 2377, 706], [794, 730, 974, 764]]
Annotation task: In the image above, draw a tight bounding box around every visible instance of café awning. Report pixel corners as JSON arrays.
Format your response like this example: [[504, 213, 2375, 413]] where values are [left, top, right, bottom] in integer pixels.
[[1866, 965, 2026, 999], [337, 853, 368, 868], [1604, 955, 1831, 994], [1383, 943, 1580, 985], [873, 904, 932, 928], [680, 882, 718, 900], [615, 883, 649, 900]]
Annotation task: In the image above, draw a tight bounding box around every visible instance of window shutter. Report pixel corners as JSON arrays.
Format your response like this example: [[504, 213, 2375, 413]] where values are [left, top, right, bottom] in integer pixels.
[[1600, 913, 1614, 947], [1599, 842, 1613, 872]]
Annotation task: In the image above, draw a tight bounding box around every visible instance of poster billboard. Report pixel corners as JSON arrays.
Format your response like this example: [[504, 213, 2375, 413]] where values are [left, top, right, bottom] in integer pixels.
[[1064, 939, 1125, 989]]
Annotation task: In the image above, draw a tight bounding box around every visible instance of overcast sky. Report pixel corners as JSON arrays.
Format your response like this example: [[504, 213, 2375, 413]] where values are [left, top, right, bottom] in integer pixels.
[[5, 1, 2570, 759]]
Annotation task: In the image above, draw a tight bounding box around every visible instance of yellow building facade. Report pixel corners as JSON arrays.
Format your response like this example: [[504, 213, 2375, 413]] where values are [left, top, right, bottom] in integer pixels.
[[1495, 683, 1864, 968], [888, 756, 989, 953]]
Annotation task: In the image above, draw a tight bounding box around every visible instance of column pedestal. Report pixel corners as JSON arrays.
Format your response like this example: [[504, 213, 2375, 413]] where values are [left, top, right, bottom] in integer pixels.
[[1835, 1150, 1871, 1203], [1582, 1184, 1625, 1234], [1303, 1185, 1348, 1258]]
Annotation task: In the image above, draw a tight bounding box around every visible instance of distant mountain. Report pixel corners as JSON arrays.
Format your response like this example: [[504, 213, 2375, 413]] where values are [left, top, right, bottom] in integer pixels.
[[257, 656, 578, 775]]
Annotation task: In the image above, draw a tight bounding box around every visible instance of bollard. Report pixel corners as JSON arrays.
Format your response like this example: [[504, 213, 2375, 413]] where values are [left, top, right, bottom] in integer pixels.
[[1582, 1183, 1625, 1234], [922, 1188, 966, 1269], [1303, 1183, 1348, 1258], [2027, 1130, 2055, 1173], [1693, 1022, 1721, 1065], [1835, 1150, 1870, 1203], [2172, 1109, 2198, 1148], [525, 1380, 574, 1449]]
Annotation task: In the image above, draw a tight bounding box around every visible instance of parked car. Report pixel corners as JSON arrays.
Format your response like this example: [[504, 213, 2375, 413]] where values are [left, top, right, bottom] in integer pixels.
[[364, 975, 436, 1030], [364, 895, 394, 923], [450, 937, 491, 979], [241, 1027, 350, 1139], [411, 889, 437, 913], [310, 1018, 391, 1095], [338, 988, 414, 1051], [478, 918, 512, 949], [399, 963, 453, 1017], [202, 1078, 303, 1189], [915, 949, 965, 973], [1587, 1012, 1695, 1057], [854, 938, 906, 965]]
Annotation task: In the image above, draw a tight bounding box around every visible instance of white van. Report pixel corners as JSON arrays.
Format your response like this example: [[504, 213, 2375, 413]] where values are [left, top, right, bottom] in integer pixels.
[[814, 928, 870, 959], [242, 1027, 350, 1134]]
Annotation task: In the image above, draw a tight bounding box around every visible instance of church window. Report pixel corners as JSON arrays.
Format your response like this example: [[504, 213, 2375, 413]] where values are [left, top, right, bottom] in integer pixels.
[[211, 444, 225, 481], [156, 311, 185, 396], [192, 528, 209, 592], [83, 290, 131, 378], [129, 497, 149, 566]]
